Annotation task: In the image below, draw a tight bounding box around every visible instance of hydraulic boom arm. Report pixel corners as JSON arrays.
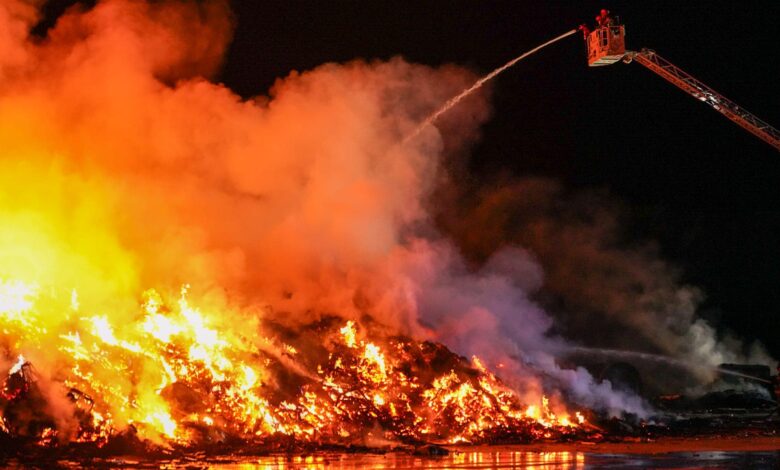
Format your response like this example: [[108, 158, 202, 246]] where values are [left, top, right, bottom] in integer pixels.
[[625, 49, 780, 151]]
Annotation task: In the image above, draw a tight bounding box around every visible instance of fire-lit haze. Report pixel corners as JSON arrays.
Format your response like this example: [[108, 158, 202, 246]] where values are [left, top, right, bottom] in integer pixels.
[[0, 0, 772, 448]]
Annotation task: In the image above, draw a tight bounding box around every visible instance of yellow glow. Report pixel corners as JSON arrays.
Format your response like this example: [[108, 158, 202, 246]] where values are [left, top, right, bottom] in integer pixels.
[[142, 312, 183, 343], [90, 316, 118, 346], [340, 320, 357, 348], [143, 409, 177, 440], [0, 279, 38, 323], [8, 354, 26, 375], [70, 289, 80, 312]]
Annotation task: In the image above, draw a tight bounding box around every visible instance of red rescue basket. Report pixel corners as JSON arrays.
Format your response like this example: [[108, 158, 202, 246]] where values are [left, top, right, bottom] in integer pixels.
[[587, 25, 626, 66]]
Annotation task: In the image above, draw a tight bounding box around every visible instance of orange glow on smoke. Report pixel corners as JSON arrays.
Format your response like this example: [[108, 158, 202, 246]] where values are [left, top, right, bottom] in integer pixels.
[[0, 0, 584, 448]]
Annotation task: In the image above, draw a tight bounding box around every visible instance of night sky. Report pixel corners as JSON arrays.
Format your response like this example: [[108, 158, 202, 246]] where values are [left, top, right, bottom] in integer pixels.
[[40, 1, 780, 357]]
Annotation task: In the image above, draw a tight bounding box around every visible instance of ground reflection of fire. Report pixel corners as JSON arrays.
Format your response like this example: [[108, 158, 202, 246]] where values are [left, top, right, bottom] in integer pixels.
[[0, 281, 586, 449], [209, 451, 587, 469]]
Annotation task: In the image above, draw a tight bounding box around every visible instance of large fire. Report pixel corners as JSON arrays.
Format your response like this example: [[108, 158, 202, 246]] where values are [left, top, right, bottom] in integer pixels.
[[0, 282, 584, 449], [0, 0, 602, 455]]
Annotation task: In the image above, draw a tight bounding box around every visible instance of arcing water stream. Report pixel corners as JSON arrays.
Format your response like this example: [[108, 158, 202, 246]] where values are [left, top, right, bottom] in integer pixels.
[[403, 29, 577, 144], [564, 346, 773, 384], [399, 25, 775, 397]]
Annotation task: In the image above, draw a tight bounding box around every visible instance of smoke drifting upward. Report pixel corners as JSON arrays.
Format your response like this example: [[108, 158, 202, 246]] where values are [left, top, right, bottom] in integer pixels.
[[0, 0, 770, 428], [437, 179, 774, 384], [0, 0, 490, 323]]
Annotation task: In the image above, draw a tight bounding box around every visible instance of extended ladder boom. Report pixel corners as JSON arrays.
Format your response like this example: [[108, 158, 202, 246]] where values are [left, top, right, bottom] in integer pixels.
[[626, 49, 780, 151]]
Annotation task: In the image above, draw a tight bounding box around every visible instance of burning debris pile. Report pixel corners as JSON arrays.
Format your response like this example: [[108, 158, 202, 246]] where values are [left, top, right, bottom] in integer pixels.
[[0, 0, 776, 462], [0, 283, 589, 454]]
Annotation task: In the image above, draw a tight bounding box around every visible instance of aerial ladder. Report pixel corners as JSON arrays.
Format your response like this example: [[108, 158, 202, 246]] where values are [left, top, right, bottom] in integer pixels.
[[584, 21, 780, 152]]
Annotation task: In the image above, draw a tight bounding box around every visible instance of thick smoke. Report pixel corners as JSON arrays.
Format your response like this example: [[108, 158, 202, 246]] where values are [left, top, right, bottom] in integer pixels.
[[0, 0, 484, 321], [0, 0, 767, 423], [438, 179, 774, 389]]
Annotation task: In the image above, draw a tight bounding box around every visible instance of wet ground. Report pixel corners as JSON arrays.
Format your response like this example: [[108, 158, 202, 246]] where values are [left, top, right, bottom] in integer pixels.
[[3, 437, 779, 469], [37, 449, 779, 469], [199, 450, 780, 469]]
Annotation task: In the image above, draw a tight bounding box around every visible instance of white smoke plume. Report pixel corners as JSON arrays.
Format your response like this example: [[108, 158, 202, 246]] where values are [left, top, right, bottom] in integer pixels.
[[438, 179, 775, 390]]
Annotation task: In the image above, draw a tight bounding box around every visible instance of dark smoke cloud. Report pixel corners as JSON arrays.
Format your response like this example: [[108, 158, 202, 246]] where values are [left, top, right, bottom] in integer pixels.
[[437, 177, 774, 388]]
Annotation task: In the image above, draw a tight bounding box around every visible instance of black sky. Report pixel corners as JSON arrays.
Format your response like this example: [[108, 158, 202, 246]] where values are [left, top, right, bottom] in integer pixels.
[[41, 1, 780, 357]]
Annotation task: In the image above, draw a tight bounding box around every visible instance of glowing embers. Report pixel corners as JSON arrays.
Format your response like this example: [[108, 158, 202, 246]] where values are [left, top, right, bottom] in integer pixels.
[[303, 321, 586, 444], [0, 285, 586, 448], [28, 286, 276, 444], [419, 362, 583, 443]]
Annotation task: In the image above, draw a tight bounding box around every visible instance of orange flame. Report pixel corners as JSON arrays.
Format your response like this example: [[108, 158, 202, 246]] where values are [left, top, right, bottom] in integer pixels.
[[0, 282, 584, 446], [0, 0, 587, 450]]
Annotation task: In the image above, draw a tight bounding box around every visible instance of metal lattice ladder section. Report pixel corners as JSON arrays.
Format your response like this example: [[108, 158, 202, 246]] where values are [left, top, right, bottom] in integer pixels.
[[627, 49, 780, 152]]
